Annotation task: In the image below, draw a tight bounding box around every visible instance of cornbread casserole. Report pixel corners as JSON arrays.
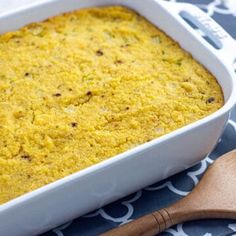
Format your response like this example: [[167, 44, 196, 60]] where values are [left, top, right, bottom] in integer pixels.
[[0, 6, 223, 204]]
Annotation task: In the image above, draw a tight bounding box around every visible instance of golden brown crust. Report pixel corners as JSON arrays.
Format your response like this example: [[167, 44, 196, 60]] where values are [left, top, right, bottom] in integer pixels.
[[0, 6, 223, 204]]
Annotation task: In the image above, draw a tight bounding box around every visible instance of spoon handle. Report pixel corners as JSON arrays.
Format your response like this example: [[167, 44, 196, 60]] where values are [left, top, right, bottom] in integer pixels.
[[100, 208, 173, 236]]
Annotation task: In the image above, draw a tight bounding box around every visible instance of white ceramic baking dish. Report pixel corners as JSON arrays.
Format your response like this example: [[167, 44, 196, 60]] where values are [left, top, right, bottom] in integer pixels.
[[0, 0, 236, 235]]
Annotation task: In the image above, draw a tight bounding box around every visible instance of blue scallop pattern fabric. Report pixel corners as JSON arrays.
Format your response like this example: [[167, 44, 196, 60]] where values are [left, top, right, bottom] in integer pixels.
[[43, 1, 236, 235]]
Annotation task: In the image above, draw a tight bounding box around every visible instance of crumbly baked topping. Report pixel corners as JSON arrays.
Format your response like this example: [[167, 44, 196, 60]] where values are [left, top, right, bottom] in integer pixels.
[[0, 6, 223, 203]]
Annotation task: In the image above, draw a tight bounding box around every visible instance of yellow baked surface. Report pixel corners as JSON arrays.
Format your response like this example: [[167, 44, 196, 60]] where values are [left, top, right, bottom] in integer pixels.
[[0, 6, 223, 204]]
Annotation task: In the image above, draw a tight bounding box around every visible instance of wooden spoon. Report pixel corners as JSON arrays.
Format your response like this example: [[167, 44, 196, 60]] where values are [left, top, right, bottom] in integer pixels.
[[101, 149, 236, 236]]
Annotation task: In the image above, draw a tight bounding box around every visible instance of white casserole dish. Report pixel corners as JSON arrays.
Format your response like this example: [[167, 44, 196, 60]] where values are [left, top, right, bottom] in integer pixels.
[[0, 0, 236, 235]]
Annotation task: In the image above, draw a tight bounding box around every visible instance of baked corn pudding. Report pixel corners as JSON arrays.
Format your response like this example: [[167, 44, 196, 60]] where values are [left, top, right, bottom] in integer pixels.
[[0, 6, 223, 204]]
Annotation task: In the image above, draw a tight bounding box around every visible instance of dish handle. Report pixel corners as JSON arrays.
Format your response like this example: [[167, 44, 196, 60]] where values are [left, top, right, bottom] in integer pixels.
[[159, 1, 236, 68]]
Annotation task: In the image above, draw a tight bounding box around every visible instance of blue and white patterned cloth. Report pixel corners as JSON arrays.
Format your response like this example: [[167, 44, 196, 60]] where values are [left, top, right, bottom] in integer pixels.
[[43, 1, 236, 235]]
